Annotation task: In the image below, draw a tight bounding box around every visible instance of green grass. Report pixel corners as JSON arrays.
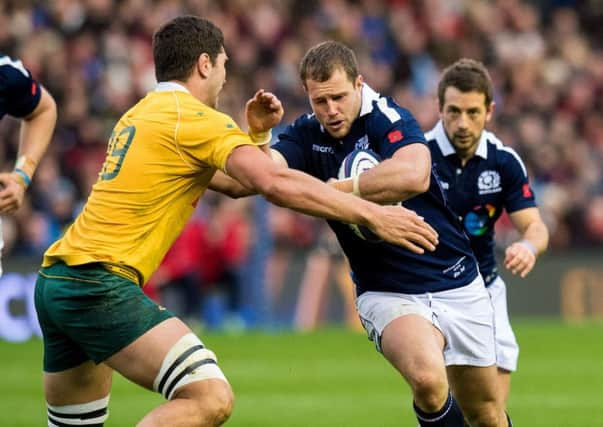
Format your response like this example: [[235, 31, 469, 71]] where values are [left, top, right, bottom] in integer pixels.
[[1, 319, 602, 426]]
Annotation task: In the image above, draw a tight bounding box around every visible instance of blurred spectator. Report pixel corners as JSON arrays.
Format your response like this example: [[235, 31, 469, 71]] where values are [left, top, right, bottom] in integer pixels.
[[2, 0, 603, 328]]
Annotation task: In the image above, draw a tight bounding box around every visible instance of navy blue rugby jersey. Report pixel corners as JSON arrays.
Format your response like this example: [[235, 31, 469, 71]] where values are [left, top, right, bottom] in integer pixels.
[[0, 54, 42, 120], [426, 120, 537, 285], [273, 84, 478, 295]]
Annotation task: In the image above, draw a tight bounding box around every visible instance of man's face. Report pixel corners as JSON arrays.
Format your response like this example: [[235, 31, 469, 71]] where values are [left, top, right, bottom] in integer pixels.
[[440, 86, 493, 158], [206, 50, 228, 108], [305, 68, 363, 139]]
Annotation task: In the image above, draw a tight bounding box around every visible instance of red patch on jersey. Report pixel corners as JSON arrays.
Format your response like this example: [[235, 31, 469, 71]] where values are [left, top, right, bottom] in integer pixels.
[[387, 130, 403, 143], [192, 197, 200, 208], [522, 184, 532, 198], [31, 82, 37, 95]]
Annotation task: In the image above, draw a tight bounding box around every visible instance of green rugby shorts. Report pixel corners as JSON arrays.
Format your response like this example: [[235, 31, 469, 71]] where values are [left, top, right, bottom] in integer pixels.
[[35, 262, 174, 372]]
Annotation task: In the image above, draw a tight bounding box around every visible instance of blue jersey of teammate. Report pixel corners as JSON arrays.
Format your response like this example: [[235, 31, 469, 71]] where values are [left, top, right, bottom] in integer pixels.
[[426, 120, 537, 285], [0, 54, 42, 120], [273, 84, 478, 295]]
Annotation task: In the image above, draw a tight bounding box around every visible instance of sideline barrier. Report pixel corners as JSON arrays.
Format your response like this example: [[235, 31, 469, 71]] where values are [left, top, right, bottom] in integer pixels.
[[0, 273, 41, 342]]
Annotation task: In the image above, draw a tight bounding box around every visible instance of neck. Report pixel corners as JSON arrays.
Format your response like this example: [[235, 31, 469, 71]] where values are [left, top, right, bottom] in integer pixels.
[[456, 147, 476, 166]]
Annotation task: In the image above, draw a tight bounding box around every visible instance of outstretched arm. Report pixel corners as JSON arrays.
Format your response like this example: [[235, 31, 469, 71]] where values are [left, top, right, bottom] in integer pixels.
[[225, 145, 439, 253], [505, 207, 549, 277], [0, 85, 57, 213]]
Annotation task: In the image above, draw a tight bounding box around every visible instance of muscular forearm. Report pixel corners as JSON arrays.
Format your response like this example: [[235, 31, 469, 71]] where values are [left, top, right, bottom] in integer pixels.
[[18, 87, 57, 177], [332, 158, 428, 204], [261, 166, 380, 226], [332, 154, 430, 204], [520, 220, 549, 256]]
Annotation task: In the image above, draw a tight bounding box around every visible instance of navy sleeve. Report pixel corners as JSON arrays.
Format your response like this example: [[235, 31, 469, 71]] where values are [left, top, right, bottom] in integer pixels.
[[0, 55, 42, 118], [273, 118, 309, 172], [501, 150, 537, 213], [369, 98, 427, 159]]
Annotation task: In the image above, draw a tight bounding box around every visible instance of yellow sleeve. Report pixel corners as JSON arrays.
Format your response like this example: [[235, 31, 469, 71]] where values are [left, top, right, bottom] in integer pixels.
[[177, 106, 254, 173]]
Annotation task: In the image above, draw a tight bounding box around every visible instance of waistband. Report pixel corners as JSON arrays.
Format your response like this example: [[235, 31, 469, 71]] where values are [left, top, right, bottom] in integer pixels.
[[99, 262, 142, 286]]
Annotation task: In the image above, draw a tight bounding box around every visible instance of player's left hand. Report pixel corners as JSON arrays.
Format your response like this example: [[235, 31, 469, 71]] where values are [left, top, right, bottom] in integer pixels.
[[0, 172, 26, 214], [504, 241, 536, 278], [246, 89, 284, 134]]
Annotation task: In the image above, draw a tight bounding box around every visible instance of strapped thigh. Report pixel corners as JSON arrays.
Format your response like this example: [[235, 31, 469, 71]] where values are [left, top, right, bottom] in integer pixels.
[[153, 333, 228, 400], [47, 395, 110, 426]]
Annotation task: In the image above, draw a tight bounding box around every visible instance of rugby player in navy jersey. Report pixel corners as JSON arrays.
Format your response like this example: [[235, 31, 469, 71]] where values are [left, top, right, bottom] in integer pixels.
[[0, 54, 56, 273], [426, 58, 549, 411], [211, 41, 509, 427]]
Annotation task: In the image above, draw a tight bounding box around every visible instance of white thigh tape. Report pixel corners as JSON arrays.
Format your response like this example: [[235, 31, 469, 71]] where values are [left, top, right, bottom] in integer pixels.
[[47, 395, 110, 426], [153, 333, 227, 400]]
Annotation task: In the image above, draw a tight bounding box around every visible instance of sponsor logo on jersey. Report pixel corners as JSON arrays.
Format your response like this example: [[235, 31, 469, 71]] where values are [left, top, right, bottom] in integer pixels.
[[355, 135, 369, 149], [312, 144, 334, 154], [477, 170, 501, 194], [463, 204, 497, 236], [522, 183, 533, 198]]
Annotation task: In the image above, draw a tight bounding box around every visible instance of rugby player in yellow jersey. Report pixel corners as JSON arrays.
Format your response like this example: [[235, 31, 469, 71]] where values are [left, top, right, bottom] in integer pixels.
[[34, 16, 438, 427]]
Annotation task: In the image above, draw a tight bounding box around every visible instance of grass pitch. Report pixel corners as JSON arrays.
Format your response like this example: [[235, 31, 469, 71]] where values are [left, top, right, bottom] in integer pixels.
[[1, 319, 601, 426]]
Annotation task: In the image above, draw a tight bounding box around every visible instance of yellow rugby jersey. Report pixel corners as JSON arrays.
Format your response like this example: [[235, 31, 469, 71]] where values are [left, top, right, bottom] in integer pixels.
[[43, 83, 255, 285]]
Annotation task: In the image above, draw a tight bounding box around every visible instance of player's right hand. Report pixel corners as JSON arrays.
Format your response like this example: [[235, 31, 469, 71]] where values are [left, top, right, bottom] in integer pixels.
[[0, 172, 26, 214], [369, 205, 439, 253]]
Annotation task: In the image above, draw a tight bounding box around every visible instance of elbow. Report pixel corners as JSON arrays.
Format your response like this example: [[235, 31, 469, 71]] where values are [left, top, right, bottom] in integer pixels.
[[415, 172, 431, 194], [402, 170, 430, 197]]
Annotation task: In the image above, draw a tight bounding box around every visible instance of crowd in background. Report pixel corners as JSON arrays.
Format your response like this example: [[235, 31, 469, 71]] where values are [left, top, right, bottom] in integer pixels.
[[1, 0, 602, 328]]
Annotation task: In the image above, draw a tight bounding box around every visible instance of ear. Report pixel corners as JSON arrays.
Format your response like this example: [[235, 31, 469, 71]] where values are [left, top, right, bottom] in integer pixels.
[[355, 74, 364, 90], [197, 53, 212, 79], [485, 101, 495, 122]]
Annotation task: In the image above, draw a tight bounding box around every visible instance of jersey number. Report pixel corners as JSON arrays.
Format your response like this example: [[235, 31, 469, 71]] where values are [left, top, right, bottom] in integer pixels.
[[100, 126, 136, 180]]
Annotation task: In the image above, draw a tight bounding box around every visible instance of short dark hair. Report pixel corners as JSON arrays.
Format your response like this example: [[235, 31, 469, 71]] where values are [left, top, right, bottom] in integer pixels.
[[153, 15, 224, 82], [437, 58, 493, 109], [299, 41, 359, 88]]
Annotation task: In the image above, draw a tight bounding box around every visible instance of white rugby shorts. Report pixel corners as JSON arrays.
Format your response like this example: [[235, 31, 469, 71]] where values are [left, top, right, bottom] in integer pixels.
[[356, 274, 496, 367], [487, 275, 519, 372]]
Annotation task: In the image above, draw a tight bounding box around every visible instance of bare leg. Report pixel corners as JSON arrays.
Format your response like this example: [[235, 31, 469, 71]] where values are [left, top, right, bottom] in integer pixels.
[[106, 318, 233, 427], [497, 368, 512, 408], [45, 361, 113, 406], [448, 365, 507, 427], [381, 314, 449, 412]]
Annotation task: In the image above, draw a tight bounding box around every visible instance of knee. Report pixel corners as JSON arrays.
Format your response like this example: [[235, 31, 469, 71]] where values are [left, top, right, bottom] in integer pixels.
[[177, 380, 234, 427], [409, 371, 448, 411], [464, 402, 502, 427], [200, 382, 234, 426]]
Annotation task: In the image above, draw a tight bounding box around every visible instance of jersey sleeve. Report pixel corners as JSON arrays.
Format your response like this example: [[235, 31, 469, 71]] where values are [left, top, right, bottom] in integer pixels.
[[176, 107, 254, 173], [501, 150, 537, 213], [272, 119, 308, 172], [368, 98, 427, 159], [0, 56, 42, 118]]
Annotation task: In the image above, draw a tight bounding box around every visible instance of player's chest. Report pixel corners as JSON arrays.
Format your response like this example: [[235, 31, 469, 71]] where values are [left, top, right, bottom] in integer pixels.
[[309, 129, 373, 180], [436, 160, 506, 212]]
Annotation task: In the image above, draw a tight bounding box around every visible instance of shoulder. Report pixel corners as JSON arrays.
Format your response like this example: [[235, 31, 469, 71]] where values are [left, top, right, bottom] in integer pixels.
[[0, 54, 34, 89], [0, 54, 34, 94], [363, 92, 424, 143], [484, 130, 528, 176], [364, 94, 418, 126], [0, 54, 30, 77]]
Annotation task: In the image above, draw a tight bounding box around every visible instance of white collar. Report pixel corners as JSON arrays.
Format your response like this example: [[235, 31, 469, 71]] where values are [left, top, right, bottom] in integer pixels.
[[155, 81, 190, 93], [432, 120, 489, 159], [359, 83, 380, 117]]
